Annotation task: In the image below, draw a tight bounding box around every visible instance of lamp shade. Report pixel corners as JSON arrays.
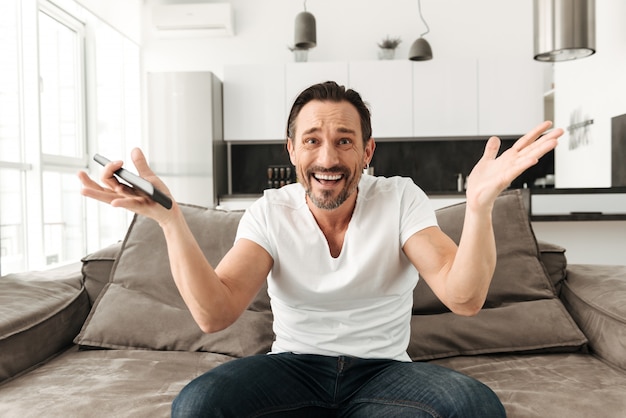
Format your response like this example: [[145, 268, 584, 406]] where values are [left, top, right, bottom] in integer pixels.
[[534, 0, 595, 62], [294, 11, 316, 49], [409, 37, 433, 61]]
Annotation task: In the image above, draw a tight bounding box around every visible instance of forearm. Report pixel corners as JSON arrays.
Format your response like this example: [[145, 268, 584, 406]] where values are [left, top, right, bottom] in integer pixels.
[[159, 206, 237, 332], [445, 205, 497, 315]]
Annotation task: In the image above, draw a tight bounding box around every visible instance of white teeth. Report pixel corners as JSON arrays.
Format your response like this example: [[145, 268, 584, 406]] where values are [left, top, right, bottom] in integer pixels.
[[314, 173, 342, 181]]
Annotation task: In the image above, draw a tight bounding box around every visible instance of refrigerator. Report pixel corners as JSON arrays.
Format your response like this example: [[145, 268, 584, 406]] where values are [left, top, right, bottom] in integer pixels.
[[147, 71, 226, 208]]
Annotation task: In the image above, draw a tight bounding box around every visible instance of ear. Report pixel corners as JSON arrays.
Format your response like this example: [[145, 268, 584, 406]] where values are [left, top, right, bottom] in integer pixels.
[[364, 138, 376, 167], [287, 138, 296, 166]]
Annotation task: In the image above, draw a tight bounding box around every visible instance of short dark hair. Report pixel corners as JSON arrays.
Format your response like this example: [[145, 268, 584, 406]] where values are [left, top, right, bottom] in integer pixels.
[[286, 81, 372, 145]]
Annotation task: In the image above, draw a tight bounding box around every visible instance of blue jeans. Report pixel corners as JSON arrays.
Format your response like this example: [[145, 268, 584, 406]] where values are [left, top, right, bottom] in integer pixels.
[[172, 353, 506, 417]]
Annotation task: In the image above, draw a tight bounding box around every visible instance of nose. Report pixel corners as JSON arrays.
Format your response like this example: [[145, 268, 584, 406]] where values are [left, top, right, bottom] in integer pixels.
[[317, 140, 340, 168]]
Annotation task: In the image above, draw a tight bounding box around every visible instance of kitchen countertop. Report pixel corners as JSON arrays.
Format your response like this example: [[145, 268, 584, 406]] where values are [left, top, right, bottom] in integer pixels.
[[219, 187, 626, 221]]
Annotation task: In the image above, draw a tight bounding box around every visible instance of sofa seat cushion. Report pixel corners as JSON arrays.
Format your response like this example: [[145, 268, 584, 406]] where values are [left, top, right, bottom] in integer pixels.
[[75, 205, 273, 357], [561, 264, 626, 371], [409, 190, 587, 360], [0, 346, 235, 417], [0, 263, 89, 383], [432, 353, 626, 418]]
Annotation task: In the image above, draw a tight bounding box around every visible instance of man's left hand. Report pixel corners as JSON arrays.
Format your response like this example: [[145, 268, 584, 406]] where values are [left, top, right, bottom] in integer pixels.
[[465, 121, 563, 212]]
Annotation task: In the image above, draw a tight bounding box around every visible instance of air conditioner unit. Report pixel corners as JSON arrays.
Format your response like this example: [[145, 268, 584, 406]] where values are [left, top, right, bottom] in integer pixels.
[[152, 3, 235, 37]]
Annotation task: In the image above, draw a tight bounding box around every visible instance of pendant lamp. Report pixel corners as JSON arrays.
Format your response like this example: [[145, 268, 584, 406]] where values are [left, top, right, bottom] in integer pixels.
[[294, 0, 316, 49], [409, 0, 433, 61], [534, 0, 595, 62]]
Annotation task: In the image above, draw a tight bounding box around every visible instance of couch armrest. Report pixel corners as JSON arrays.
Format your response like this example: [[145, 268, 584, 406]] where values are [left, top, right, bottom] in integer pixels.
[[537, 240, 567, 295], [561, 264, 626, 371], [0, 263, 90, 383], [81, 241, 122, 305]]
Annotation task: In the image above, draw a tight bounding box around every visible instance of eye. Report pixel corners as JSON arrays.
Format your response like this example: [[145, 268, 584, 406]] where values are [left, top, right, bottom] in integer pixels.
[[338, 138, 352, 145], [304, 137, 317, 145]]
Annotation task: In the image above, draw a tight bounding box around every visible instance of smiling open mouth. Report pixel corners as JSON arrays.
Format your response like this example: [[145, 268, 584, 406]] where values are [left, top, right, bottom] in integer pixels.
[[313, 173, 344, 182]]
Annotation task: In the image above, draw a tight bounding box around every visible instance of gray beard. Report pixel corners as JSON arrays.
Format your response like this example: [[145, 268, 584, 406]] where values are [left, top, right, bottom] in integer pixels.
[[307, 188, 351, 210], [301, 165, 359, 210], [306, 176, 360, 210]]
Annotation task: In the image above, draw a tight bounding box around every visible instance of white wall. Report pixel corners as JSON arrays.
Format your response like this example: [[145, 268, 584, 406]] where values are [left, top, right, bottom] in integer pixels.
[[532, 221, 626, 266], [553, 0, 626, 188], [134, 1, 626, 265], [75, 0, 141, 43], [141, 0, 537, 77]]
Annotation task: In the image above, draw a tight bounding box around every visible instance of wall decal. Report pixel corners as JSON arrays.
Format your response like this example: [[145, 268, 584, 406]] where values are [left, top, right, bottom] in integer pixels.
[[567, 107, 594, 150]]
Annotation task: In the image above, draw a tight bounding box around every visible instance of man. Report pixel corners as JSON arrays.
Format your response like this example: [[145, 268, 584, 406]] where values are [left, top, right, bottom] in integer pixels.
[[79, 81, 562, 417]]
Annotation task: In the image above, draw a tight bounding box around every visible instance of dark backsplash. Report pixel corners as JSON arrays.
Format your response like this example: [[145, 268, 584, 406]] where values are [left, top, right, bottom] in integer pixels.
[[230, 143, 292, 194], [229, 138, 554, 194]]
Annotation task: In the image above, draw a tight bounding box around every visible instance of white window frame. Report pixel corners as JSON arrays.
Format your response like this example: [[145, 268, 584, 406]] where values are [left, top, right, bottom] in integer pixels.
[[37, 1, 89, 268]]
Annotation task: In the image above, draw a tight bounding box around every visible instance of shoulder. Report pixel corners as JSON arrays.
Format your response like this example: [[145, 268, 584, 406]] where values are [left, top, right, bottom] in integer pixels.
[[261, 183, 306, 210], [359, 175, 428, 202], [245, 183, 306, 219]]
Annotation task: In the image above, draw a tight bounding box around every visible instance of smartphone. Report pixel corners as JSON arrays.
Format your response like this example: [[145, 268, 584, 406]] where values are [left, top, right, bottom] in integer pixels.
[[93, 154, 173, 210]]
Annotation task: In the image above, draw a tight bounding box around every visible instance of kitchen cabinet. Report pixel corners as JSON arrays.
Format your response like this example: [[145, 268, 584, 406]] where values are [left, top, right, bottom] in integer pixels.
[[223, 58, 544, 142], [477, 58, 544, 136], [223, 64, 286, 141], [412, 58, 478, 137], [349, 60, 414, 138], [285, 62, 349, 112]]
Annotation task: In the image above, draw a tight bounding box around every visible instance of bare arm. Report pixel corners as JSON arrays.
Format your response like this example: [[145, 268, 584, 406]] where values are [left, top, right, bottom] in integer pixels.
[[78, 148, 272, 332], [404, 121, 563, 316], [160, 212, 272, 332]]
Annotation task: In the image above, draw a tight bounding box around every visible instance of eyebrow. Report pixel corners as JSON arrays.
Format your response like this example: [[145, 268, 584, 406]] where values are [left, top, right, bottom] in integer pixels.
[[301, 126, 357, 136]]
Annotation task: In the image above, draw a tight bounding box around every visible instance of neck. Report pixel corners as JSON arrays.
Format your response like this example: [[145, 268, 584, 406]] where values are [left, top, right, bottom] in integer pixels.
[[307, 191, 357, 232]]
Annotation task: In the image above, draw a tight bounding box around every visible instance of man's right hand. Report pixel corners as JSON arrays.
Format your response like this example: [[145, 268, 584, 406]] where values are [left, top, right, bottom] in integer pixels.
[[78, 147, 178, 226]]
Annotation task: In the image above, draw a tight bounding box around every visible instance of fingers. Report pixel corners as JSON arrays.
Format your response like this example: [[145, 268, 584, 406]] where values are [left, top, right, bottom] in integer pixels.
[[131, 147, 156, 178], [481, 136, 502, 161], [78, 170, 118, 204], [98, 158, 124, 191], [520, 125, 563, 161], [130, 147, 172, 194], [512, 121, 556, 152]]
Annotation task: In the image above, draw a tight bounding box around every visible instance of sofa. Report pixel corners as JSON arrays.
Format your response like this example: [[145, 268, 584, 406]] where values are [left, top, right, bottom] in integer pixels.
[[1, 190, 625, 417]]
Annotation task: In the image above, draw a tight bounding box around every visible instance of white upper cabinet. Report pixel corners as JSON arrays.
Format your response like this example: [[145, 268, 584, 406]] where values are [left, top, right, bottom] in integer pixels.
[[349, 60, 414, 139], [223, 64, 285, 141], [412, 59, 479, 137], [477, 58, 544, 136], [284, 62, 349, 111], [223, 58, 544, 141]]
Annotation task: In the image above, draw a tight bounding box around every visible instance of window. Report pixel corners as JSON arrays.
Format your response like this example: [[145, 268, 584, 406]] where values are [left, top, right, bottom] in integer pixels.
[[90, 19, 141, 252], [38, 3, 87, 269], [0, 0, 141, 275], [38, 9, 85, 158], [0, 0, 26, 274]]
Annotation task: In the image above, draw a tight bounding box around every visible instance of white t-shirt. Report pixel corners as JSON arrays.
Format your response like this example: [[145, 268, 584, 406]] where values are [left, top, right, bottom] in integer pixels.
[[235, 175, 437, 361]]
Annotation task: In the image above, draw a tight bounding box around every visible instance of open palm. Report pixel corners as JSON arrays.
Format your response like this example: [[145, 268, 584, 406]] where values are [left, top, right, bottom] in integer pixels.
[[465, 121, 563, 211]]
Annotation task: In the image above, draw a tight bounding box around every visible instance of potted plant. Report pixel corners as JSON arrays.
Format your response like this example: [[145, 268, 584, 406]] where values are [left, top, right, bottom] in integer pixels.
[[377, 36, 402, 60]]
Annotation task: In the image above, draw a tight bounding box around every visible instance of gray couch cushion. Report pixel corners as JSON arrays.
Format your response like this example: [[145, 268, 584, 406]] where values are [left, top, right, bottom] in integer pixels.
[[537, 240, 567, 294], [408, 190, 588, 360], [0, 347, 235, 417], [561, 264, 626, 371], [432, 353, 626, 418], [74, 205, 273, 357], [81, 241, 122, 305], [0, 264, 89, 383]]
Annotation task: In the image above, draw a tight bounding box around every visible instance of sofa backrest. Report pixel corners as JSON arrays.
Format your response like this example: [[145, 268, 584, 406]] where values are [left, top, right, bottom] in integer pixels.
[[78, 192, 585, 361]]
